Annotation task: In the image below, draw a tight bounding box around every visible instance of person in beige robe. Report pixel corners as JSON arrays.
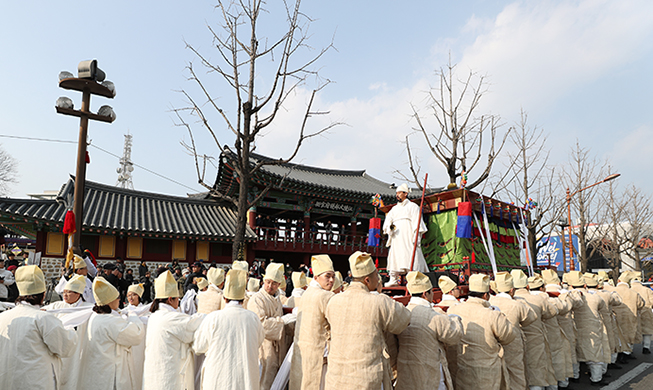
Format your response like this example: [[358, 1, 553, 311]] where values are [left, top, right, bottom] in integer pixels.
[[197, 267, 225, 314], [565, 271, 609, 386], [396, 271, 463, 390], [594, 275, 624, 367], [630, 277, 653, 354], [448, 274, 516, 390], [489, 272, 537, 390], [289, 255, 335, 390], [530, 274, 574, 387], [510, 269, 557, 389], [324, 251, 410, 390], [249, 263, 296, 390], [612, 272, 645, 359]]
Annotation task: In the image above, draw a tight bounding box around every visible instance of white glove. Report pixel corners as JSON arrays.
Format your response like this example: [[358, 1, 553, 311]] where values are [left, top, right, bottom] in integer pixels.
[[281, 313, 296, 325]]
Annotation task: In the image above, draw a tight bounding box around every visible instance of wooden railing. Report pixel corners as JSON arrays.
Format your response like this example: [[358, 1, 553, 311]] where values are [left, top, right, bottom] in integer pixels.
[[253, 227, 388, 255]]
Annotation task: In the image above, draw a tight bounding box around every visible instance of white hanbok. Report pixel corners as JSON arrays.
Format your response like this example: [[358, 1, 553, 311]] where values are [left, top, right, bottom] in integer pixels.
[[55, 275, 95, 304], [193, 301, 264, 390], [78, 310, 144, 390], [383, 198, 428, 273], [142, 303, 204, 390], [121, 302, 149, 390], [0, 303, 77, 390]]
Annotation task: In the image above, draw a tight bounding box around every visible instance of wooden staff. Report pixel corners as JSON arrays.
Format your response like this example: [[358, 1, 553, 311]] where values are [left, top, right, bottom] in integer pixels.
[[410, 174, 429, 272]]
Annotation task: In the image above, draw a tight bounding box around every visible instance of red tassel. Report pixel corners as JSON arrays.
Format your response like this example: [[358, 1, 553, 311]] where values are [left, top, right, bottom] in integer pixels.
[[375, 257, 379, 268], [85, 151, 90, 164], [63, 210, 76, 235]]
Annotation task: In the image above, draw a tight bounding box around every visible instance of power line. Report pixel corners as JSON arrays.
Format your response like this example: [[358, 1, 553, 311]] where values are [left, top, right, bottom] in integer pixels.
[[0, 134, 201, 193]]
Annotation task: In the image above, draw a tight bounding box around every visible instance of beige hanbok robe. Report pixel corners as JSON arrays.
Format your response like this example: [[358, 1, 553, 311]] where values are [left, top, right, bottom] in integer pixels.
[[596, 289, 622, 353], [324, 281, 410, 390], [249, 288, 287, 390], [289, 284, 334, 390], [568, 287, 609, 363], [613, 282, 645, 351], [396, 297, 463, 390], [631, 281, 653, 335], [447, 297, 516, 390], [513, 288, 557, 387], [197, 284, 225, 314], [544, 296, 573, 380], [489, 293, 537, 390]]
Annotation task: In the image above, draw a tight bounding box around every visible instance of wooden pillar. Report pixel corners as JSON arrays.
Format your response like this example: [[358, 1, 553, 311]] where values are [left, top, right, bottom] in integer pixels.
[[304, 212, 310, 236], [350, 217, 357, 235], [248, 206, 257, 229]]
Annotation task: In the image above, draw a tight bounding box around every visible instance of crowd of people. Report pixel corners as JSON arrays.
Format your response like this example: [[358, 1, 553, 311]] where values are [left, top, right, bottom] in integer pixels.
[[0, 248, 652, 390]]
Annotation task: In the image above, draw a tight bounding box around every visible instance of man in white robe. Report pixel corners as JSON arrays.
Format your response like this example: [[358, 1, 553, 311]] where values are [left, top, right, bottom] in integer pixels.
[[287, 271, 308, 308], [0, 265, 77, 390], [194, 269, 264, 390], [55, 254, 95, 304], [383, 183, 428, 286], [0, 258, 15, 301]]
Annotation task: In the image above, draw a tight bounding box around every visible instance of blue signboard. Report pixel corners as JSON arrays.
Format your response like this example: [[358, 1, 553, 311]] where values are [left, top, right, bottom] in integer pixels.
[[536, 235, 580, 271]]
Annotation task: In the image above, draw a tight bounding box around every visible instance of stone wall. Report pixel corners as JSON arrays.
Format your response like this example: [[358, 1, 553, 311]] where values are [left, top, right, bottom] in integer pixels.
[[39, 257, 178, 282]]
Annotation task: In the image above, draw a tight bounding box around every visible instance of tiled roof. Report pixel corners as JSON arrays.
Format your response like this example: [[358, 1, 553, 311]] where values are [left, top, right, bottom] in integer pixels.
[[0, 178, 256, 241]]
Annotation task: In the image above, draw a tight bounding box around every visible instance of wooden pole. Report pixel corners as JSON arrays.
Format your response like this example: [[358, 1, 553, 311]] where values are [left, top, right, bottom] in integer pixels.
[[71, 88, 91, 256], [409, 174, 428, 272]]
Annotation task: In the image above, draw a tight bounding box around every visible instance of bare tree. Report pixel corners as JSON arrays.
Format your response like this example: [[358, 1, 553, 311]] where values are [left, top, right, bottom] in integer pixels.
[[402, 60, 511, 190], [174, 0, 338, 260], [490, 110, 561, 260], [0, 145, 17, 195], [560, 141, 608, 272]]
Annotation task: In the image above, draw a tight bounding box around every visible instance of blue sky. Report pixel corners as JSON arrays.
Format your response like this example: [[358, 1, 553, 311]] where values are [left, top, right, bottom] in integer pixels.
[[1, 0, 651, 201]]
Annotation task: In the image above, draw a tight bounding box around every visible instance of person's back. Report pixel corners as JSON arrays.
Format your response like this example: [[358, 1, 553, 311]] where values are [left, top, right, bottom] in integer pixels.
[[448, 296, 515, 390], [194, 303, 263, 390], [0, 303, 76, 390], [613, 282, 643, 347], [197, 284, 225, 313], [325, 281, 410, 390]]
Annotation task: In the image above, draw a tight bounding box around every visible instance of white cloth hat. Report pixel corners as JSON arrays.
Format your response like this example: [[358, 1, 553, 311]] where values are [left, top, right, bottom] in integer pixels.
[[127, 283, 144, 297], [196, 277, 209, 290], [264, 263, 285, 284], [93, 276, 119, 306], [584, 273, 599, 287], [469, 274, 490, 293], [528, 275, 544, 289], [155, 270, 181, 299], [495, 271, 513, 293], [64, 274, 87, 294], [73, 254, 87, 270], [232, 261, 248, 272], [406, 271, 432, 295], [292, 272, 307, 288], [16, 265, 46, 296], [311, 254, 334, 276], [224, 269, 247, 300], [207, 267, 225, 286], [396, 183, 410, 193], [247, 278, 260, 292], [566, 271, 586, 287], [349, 251, 376, 278], [541, 269, 560, 285], [511, 269, 529, 288], [438, 275, 457, 294]]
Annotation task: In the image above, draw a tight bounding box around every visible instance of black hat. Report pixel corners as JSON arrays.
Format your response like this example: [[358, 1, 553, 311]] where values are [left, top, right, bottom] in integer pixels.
[[192, 261, 203, 268], [103, 263, 117, 271]]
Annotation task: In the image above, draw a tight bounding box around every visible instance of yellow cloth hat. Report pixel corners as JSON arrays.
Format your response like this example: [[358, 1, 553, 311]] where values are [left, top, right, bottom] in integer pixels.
[[469, 274, 490, 293], [438, 275, 457, 294], [232, 261, 248, 272], [511, 269, 529, 288], [93, 276, 119, 306], [311, 254, 334, 276], [196, 277, 209, 290], [155, 270, 181, 299], [280, 276, 287, 290], [406, 271, 433, 295], [247, 278, 260, 292], [263, 263, 285, 284], [349, 251, 376, 278], [207, 267, 226, 286], [15, 265, 46, 296], [332, 271, 343, 291], [630, 271, 642, 282], [64, 274, 87, 294], [618, 271, 633, 284], [73, 254, 87, 269], [597, 271, 609, 284], [584, 273, 599, 287], [566, 271, 585, 287], [489, 280, 498, 294], [224, 269, 247, 300], [127, 283, 144, 297], [495, 271, 514, 293], [541, 269, 560, 285], [528, 275, 544, 289], [292, 272, 307, 288]]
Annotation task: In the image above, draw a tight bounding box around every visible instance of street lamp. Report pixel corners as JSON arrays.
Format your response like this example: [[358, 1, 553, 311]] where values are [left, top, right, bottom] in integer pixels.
[[56, 59, 116, 256], [566, 173, 620, 270]]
